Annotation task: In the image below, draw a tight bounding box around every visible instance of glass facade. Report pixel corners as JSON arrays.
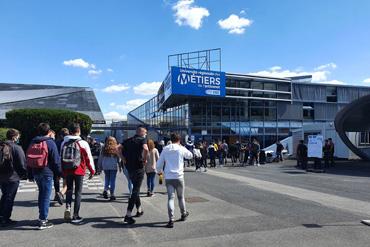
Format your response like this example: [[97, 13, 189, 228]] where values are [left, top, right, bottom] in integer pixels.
[[128, 73, 370, 148]]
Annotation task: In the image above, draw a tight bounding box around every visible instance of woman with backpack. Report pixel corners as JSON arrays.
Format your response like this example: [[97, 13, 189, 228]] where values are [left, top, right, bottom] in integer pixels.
[[145, 139, 159, 197], [98, 136, 120, 201]]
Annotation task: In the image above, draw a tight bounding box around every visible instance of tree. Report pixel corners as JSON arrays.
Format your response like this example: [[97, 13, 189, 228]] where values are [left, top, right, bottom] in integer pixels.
[[6, 109, 92, 149]]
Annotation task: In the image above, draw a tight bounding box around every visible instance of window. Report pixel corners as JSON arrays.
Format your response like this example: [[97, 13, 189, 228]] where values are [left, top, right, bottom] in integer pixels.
[[326, 86, 337, 102], [264, 82, 277, 91], [360, 132, 370, 146], [303, 103, 314, 120], [251, 81, 263, 90]]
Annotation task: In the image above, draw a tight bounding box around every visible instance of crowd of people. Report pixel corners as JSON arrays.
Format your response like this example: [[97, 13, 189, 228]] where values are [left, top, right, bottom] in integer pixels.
[[0, 124, 191, 230], [177, 138, 264, 170], [0, 122, 337, 230]]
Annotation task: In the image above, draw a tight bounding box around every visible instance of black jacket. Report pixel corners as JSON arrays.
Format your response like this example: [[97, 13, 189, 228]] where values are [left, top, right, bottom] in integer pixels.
[[0, 141, 27, 183]]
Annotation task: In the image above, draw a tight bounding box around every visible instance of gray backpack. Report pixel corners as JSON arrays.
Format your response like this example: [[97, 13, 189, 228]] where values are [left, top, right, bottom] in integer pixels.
[[61, 140, 81, 169]]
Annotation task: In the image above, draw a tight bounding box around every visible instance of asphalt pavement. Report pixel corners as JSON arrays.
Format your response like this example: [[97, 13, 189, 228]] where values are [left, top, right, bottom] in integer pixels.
[[1, 159, 370, 247]]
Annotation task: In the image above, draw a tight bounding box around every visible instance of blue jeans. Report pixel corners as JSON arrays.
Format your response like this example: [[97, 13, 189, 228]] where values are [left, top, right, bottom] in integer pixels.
[[123, 167, 133, 195], [34, 174, 53, 221], [146, 172, 156, 193], [104, 170, 117, 195]]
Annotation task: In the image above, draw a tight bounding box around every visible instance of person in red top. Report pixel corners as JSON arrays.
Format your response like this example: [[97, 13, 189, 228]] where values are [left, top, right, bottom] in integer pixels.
[[60, 123, 95, 224]]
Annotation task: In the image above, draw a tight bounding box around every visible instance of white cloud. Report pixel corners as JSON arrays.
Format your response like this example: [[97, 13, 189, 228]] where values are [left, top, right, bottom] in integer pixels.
[[250, 63, 345, 85], [270, 66, 282, 71], [218, 14, 252, 34], [173, 0, 210, 30], [102, 84, 130, 93], [240, 10, 246, 15], [116, 99, 148, 111], [315, 62, 337, 71], [317, 80, 345, 85], [363, 78, 370, 83], [109, 102, 116, 107], [104, 111, 127, 121], [133, 81, 162, 95], [107, 68, 113, 72], [88, 69, 102, 76], [63, 58, 93, 69]]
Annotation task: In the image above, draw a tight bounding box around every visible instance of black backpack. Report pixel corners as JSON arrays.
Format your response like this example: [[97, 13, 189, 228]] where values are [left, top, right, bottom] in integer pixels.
[[61, 140, 81, 169], [0, 142, 13, 173]]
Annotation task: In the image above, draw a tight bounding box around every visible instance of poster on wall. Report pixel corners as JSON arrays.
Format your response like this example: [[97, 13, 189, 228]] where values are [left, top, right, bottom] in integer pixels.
[[308, 135, 323, 158]]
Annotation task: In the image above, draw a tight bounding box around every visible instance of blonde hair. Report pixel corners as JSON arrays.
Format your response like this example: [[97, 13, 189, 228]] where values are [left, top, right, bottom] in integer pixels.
[[103, 136, 118, 156], [148, 139, 155, 151]]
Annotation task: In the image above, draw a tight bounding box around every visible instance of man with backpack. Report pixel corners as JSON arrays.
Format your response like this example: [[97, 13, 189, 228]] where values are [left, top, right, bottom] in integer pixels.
[[61, 123, 95, 224], [0, 129, 27, 227], [27, 123, 62, 230], [121, 126, 149, 225]]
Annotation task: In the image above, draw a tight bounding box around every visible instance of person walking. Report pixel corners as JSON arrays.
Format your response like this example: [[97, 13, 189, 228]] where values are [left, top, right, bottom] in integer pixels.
[[296, 140, 308, 169], [249, 139, 260, 166], [156, 133, 193, 228], [185, 139, 195, 167], [323, 139, 331, 168], [117, 144, 133, 195], [121, 126, 149, 225], [208, 142, 216, 168], [193, 144, 203, 172], [0, 129, 27, 227], [146, 139, 159, 197], [199, 142, 208, 172], [27, 123, 62, 230], [276, 141, 284, 162], [98, 136, 120, 201], [53, 128, 69, 206], [61, 123, 95, 224], [89, 138, 103, 175], [220, 140, 228, 165], [328, 138, 335, 167]]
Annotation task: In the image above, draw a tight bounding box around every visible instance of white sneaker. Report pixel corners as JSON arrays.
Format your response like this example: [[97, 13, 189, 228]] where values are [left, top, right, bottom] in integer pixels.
[[64, 208, 71, 221]]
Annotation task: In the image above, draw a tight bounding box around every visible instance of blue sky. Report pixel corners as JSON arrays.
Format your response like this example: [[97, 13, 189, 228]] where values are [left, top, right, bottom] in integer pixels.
[[1, 0, 370, 120]]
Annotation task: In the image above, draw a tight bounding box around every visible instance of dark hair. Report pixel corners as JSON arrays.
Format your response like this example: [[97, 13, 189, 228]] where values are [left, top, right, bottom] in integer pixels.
[[6, 128, 20, 140], [299, 140, 304, 144], [38, 123, 50, 136], [59, 128, 69, 137], [328, 138, 332, 141], [136, 125, 146, 131], [69, 123, 81, 135], [170, 133, 181, 143]]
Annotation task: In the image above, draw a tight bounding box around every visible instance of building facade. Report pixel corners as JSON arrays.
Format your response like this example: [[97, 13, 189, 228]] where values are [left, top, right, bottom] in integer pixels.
[[128, 67, 370, 158], [0, 83, 104, 124]]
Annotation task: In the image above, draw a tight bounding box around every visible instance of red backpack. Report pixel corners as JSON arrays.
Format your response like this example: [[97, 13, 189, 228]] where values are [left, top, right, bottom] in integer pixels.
[[26, 141, 49, 168]]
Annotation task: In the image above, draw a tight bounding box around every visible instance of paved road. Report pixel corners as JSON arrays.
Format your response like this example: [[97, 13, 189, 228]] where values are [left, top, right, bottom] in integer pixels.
[[1, 160, 370, 247]]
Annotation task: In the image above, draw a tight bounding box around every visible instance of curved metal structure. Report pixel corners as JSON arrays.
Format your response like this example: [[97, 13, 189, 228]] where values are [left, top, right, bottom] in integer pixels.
[[335, 94, 370, 160]]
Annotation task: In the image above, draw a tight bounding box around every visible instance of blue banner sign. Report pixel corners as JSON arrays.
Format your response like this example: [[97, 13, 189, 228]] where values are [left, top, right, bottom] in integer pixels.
[[170, 66, 226, 97]]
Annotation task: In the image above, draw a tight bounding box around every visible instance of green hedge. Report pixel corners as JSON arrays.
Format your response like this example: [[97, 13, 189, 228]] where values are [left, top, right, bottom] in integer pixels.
[[0, 128, 8, 141], [6, 109, 92, 148]]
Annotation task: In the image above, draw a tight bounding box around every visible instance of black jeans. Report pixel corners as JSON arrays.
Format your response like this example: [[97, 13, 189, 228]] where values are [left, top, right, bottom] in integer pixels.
[[195, 158, 202, 169], [0, 181, 19, 220], [66, 175, 84, 217], [127, 169, 144, 213]]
